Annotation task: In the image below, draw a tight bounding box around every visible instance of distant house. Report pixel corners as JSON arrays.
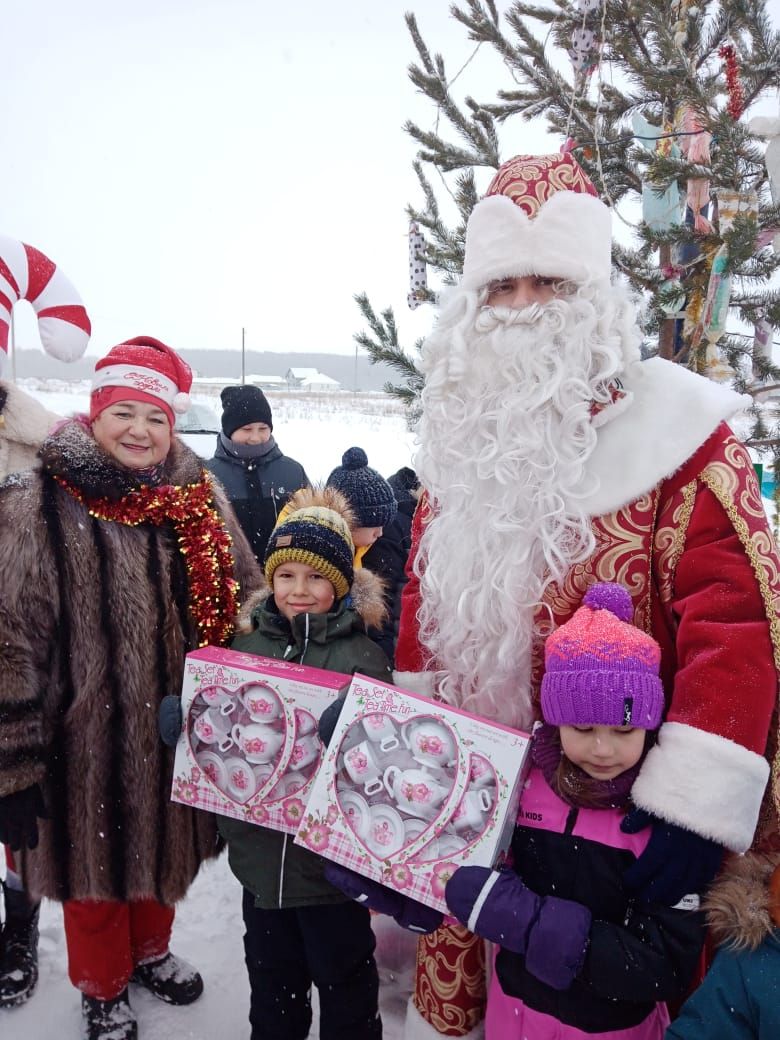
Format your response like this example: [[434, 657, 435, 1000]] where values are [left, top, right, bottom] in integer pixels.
[[246, 373, 287, 391], [191, 376, 240, 392], [285, 367, 341, 392]]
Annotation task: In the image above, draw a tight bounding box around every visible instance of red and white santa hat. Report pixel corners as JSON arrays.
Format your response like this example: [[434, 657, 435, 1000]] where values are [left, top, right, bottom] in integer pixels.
[[461, 152, 613, 291], [90, 336, 192, 425]]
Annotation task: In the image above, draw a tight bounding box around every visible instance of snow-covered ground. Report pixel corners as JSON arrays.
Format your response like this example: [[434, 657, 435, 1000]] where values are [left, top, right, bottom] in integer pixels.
[[1, 382, 420, 1039], [5, 856, 418, 1040]]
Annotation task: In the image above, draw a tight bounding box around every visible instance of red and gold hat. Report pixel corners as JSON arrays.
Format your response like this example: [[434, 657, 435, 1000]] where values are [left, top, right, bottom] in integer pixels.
[[461, 152, 613, 290]]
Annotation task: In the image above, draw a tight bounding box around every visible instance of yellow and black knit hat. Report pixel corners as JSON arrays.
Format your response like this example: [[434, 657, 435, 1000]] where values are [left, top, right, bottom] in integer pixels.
[[264, 488, 356, 600]]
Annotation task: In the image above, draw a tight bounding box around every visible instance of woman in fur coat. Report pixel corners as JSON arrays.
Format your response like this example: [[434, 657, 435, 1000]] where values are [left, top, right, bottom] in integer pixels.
[[665, 851, 780, 1039], [0, 380, 61, 1010], [0, 337, 261, 1040]]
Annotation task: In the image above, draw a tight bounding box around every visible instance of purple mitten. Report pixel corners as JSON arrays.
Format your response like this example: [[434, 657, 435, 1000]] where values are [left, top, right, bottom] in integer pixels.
[[524, 895, 591, 991], [393, 899, 444, 935], [324, 862, 404, 916], [446, 866, 591, 991], [445, 867, 540, 953]]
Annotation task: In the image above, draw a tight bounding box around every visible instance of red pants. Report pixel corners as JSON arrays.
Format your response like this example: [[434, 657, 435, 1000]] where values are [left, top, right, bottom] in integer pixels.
[[63, 898, 175, 999]]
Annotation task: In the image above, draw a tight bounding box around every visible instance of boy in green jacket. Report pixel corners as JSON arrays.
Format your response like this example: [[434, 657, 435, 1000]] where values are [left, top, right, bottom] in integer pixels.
[[219, 486, 392, 1040]]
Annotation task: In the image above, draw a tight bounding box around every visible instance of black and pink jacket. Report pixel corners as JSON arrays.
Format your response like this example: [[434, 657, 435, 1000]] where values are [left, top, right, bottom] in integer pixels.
[[489, 767, 706, 1039]]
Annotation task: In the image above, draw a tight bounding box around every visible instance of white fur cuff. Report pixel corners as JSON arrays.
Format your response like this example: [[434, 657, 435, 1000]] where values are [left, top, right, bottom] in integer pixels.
[[405, 998, 485, 1040], [631, 721, 770, 853], [393, 671, 436, 699]]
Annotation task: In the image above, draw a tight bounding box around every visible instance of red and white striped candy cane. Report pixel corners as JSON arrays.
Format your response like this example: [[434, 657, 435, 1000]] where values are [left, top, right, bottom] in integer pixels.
[[0, 234, 91, 373]]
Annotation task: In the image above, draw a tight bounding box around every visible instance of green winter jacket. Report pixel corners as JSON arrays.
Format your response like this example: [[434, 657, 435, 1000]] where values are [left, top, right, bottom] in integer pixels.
[[218, 569, 392, 909]]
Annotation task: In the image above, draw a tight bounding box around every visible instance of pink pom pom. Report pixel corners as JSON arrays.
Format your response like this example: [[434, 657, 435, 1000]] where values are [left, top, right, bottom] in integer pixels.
[[583, 582, 633, 622], [172, 391, 191, 414]]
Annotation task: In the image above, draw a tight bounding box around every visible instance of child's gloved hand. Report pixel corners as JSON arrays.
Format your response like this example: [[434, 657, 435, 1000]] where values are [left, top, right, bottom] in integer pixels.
[[324, 862, 443, 934], [445, 866, 591, 991], [158, 695, 183, 747], [621, 808, 724, 904]]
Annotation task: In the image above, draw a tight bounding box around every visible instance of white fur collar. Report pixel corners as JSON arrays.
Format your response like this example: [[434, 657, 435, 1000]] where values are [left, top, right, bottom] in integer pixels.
[[580, 358, 751, 517]]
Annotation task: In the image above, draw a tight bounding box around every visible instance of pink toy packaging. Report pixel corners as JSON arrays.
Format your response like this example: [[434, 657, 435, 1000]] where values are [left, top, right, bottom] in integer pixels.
[[171, 647, 346, 833], [295, 674, 531, 912]]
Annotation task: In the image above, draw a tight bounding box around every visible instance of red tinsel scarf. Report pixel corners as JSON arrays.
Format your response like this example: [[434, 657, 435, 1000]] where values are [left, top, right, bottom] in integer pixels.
[[54, 474, 239, 647]]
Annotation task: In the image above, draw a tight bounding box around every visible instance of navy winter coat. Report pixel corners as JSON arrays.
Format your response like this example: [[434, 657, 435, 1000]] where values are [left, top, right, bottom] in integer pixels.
[[206, 436, 308, 562]]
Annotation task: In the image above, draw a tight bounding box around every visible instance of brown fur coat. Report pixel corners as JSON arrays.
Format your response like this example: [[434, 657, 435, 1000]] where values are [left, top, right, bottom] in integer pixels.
[[705, 851, 780, 952], [0, 418, 261, 904]]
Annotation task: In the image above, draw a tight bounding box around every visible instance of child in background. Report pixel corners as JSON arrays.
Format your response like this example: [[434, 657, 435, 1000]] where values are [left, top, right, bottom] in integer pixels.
[[325, 447, 397, 561], [217, 485, 392, 1040], [445, 583, 707, 1040], [665, 850, 780, 1039], [325, 447, 400, 659], [206, 384, 308, 563]]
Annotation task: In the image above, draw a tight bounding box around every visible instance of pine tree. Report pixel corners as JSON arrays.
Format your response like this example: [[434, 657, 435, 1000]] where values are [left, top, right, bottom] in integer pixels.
[[356, 0, 780, 480]]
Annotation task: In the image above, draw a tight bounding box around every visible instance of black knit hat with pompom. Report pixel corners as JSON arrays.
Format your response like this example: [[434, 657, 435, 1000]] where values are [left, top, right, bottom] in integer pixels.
[[326, 447, 397, 528]]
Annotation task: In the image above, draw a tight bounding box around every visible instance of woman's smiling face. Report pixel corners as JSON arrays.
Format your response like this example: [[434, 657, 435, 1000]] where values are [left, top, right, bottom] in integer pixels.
[[91, 400, 171, 469]]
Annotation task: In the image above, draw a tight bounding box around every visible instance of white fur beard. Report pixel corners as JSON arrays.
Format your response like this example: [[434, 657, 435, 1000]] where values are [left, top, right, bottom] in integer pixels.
[[413, 296, 626, 729]]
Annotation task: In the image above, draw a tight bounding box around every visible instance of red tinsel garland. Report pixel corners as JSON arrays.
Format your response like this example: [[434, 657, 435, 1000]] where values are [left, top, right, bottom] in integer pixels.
[[719, 43, 745, 121], [54, 474, 239, 647]]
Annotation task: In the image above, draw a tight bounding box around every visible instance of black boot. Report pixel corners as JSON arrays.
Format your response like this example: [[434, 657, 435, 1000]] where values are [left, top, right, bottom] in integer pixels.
[[0, 882, 40, 1008], [81, 988, 137, 1040], [130, 951, 203, 1005]]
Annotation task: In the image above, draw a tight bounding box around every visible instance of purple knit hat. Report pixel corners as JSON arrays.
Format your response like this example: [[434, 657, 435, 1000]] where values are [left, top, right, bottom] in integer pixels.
[[540, 583, 664, 730]]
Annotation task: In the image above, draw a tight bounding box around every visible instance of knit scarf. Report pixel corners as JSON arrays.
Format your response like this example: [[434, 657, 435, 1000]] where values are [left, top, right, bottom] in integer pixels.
[[54, 473, 239, 647], [531, 722, 641, 810], [218, 431, 277, 462]]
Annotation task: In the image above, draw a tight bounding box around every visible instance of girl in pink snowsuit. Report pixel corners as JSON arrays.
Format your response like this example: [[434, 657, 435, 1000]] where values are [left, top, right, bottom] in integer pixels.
[[446, 583, 708, 1040]]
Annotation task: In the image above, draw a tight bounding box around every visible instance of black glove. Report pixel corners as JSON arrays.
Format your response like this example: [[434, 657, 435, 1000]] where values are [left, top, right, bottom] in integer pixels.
[[158, 695, 183, 747], [0, 785, 48, 851], [621, 808, 724, 904]]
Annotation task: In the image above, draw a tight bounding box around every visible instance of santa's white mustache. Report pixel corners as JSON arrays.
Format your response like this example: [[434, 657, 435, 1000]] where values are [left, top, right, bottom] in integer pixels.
[[474, 302, 545, 333]]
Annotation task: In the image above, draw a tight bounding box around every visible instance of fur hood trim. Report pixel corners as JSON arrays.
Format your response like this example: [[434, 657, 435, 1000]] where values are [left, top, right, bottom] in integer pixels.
[[279, 484, 358, 531], [705, 851, 780, 951], [237, 566, 387, 634], [39, 416, 204, 498]]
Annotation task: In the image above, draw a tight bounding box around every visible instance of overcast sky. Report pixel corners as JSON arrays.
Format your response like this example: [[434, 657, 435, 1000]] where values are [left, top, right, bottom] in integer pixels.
[[5, 1, 778, 368], [3, 0, 556, 364]]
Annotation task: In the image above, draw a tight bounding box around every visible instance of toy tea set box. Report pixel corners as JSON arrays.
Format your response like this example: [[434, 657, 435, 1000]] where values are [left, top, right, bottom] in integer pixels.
[[295, 674, 531, 913], [171, 647, 346, 834]]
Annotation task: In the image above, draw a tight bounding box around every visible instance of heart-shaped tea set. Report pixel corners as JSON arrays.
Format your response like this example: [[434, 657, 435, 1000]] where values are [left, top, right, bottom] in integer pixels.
[[333, 712, 498, 863], [295, 673, 531, 913], [188, 681, 322, 809]]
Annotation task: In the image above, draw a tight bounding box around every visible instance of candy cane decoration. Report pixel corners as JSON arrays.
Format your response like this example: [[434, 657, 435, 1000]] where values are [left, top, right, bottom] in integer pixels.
[[0, 234, 91, 374]]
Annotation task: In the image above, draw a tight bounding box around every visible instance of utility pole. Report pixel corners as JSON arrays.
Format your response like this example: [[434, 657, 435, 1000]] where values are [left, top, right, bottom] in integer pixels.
[[241, 327, 246, 385], [9, 307, 16, 383]]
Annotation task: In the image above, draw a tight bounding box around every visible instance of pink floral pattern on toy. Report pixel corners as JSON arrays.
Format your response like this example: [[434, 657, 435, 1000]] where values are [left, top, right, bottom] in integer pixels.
[[402, 781, 432, 804], [430, 861, 458, 899], [417, 735, 443, 755], [283, 798, 305, 826], [347, 749, 368, 773], [303, 821, 332, 852], [247, 803, 269, 825]]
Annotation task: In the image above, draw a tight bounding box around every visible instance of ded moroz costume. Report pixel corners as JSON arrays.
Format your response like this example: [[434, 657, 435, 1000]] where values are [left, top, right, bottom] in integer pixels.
[[394, 153, 780, 1038]]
